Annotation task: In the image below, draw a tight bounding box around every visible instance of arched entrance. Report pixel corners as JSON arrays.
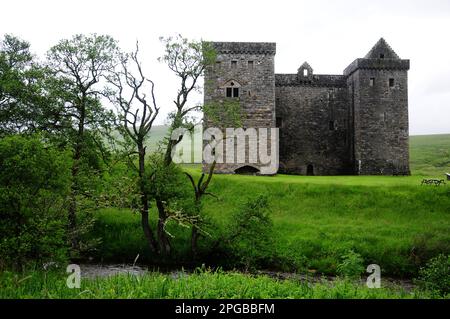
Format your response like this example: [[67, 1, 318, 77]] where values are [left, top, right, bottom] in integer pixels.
[[234, 165, 260, 175], [306, 164, 314, 176]]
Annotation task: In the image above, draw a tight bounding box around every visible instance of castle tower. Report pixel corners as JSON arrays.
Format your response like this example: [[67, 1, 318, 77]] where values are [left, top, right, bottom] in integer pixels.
[[344, 38, 410, 175], [203, 42, 277, 174]]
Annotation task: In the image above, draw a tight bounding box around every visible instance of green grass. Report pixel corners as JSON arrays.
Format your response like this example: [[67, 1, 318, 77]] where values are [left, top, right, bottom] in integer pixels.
[[92, 171, 450, 277], [85, 134, 450, 278], [0, 269, 440, 299], [410, 134, 450, 176]]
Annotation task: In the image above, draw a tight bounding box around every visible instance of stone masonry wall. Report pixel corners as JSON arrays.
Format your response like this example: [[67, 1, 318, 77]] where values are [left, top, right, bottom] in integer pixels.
[[203, 42, 276, 174], [275, 74, 351, 175], [346, 65, 410, 175]]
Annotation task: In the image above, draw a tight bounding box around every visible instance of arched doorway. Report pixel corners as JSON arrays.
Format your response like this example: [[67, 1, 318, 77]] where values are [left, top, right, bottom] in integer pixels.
[[306, 164, 314, 176], [234, 165, 260, 175]]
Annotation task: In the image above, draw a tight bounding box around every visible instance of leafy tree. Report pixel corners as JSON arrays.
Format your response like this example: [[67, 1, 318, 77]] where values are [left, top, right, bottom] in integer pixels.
[[0, 135, 71, 270], [0, 34, 54, 135], [184, 162, 217, 258], [158, 35, 216, 166], [46, 34, 119, 250], [146, 35, 216, 255]]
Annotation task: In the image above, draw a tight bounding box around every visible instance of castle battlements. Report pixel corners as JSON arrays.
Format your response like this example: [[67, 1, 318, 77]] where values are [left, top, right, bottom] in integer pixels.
[[203, 38, 410, 176]]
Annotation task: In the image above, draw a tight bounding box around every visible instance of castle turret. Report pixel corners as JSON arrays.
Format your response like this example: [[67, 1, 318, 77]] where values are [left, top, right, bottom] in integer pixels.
[[344, 38, 410, 175]]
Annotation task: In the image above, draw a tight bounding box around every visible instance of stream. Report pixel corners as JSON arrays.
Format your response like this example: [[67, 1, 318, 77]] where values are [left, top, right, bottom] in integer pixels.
[[78, 263, 416, 291]]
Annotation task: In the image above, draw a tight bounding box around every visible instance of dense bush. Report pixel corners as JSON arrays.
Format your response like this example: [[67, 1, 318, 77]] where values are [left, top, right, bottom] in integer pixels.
[[0, 135, 71, 269], [336, 250, 365, 279], [416, 254, 450, 296], [220, 195, 275, 269]]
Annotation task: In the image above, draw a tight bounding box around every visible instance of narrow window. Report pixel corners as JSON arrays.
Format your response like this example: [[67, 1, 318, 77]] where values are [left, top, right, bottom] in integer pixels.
[[329, 121, 335, 130], [303, 69, 308, 76], [276, 117, 283, 128], [231, 60, 237, 69], [248, 61, 253, 69], [379, 53, 385, 59], [389, 78, 395, 87], [226, 87, 232, 97], [233, 87, 239, 98], [370, 78, 375, 87]]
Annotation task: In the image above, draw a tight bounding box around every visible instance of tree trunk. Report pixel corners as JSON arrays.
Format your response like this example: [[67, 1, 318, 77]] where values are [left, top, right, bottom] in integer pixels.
[[156, 199, 171, 255], [191, 226, 199, 259], [138, 143, 159, 253], [67, 99, 85, 251]]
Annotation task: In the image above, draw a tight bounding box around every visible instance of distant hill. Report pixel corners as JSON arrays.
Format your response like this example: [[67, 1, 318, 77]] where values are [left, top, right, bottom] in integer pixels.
[[410, 134, 450, 176], [144, 126, 450, 176]]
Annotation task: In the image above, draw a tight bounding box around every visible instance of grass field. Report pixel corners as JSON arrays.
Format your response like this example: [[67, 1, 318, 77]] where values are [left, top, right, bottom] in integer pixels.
[[410, 134, 450, 176], [0, 269, 439, 299], [90, 133, 450, 278], [2, 133, 449, 298]]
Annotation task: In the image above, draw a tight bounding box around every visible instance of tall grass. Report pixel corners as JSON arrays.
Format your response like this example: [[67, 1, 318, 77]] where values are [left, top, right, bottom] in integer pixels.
[[0, 269, 439, 299], [91, 173, 450, 277]]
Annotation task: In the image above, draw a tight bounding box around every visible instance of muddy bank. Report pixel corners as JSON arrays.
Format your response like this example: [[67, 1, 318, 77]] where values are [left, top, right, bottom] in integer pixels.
[[78, 263, 416, 291]]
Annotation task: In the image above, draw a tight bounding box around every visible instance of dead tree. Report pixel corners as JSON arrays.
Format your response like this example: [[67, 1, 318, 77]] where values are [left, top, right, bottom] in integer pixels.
[[107, 42, 159, 253]]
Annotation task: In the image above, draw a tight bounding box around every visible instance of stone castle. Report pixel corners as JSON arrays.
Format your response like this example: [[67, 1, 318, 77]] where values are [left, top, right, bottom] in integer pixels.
[[203, 38, 410, 175]]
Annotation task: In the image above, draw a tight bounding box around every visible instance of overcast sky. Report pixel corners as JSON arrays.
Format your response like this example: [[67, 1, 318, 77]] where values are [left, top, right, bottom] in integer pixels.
[[1, 0, 449, 135]]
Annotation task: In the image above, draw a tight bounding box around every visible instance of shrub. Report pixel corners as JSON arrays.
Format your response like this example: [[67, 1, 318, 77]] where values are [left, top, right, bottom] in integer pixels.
[[0, 135, 71, 270], [416, 254, 450, 296], [222, 195, 275, 269], [336, 250, 365, 279]]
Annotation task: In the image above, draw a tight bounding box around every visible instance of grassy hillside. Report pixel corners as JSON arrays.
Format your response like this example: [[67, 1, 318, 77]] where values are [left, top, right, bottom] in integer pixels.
[[93, 171, 450, 277], [410, 134, 450, 176], [90, 133, 449, 278]]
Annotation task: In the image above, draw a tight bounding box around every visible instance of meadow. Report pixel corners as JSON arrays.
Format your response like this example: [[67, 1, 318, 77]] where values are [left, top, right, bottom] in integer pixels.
[[91, 133, 450, 278], [0, 269, 438, 299], [2, 133, 449, 299]]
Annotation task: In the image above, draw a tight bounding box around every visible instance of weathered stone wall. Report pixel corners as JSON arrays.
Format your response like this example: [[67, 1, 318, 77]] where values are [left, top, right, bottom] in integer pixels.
[[275, 73, 352, 175], [203, 42, 277, 174], [202, 39, 410, 176], [346, 60, 410, 175]]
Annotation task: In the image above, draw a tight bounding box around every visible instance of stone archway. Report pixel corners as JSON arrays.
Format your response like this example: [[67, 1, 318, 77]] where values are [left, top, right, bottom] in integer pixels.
[[234, 165, 260, 175]]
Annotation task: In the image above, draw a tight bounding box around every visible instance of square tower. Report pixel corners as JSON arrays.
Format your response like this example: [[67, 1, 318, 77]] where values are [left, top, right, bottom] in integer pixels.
[[344, 38, 410, 175], [203, 42, 277, 174]]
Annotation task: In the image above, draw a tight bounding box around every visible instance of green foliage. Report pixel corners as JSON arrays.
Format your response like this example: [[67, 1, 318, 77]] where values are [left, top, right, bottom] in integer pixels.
[[336, 250, 365, 279], [144, 153, 198, 231], [222, 195, 275, 269], [0, 34, 56, 135], [0, 135, 71, 269], [0, 269, 436, 299], [410, 134, 450, 176], [416, 254, 450, 296], [203, 100, 242, 128], [145, 153, 190, 206]]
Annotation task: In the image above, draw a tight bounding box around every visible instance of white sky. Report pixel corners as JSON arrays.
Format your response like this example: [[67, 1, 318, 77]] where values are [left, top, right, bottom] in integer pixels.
[[1, 0, 449, 135]]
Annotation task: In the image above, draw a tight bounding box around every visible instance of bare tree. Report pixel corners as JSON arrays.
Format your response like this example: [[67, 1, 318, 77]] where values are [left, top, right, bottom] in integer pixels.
[[107, 42, 160, 253]]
